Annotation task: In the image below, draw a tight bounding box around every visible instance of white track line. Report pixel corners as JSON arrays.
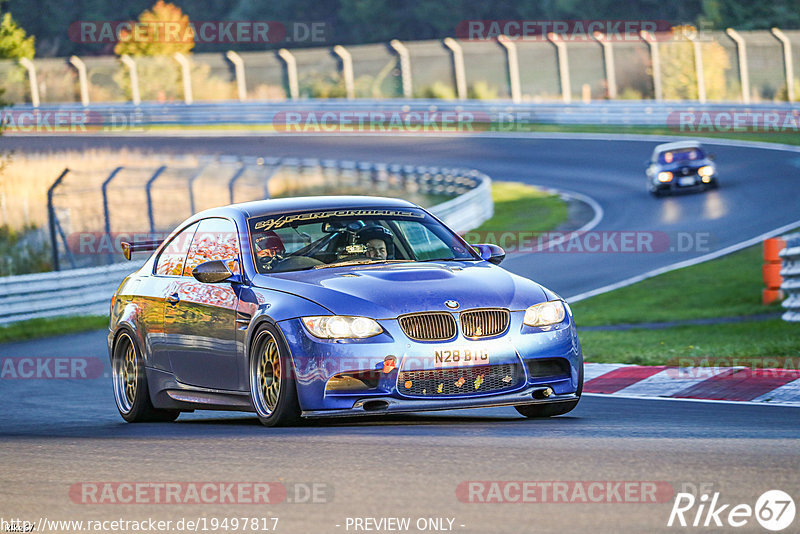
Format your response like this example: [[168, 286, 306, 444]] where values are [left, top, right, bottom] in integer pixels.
[[583, 392, 800, 408], [566, 217, 800, 302], [499, 186, 605, 258]]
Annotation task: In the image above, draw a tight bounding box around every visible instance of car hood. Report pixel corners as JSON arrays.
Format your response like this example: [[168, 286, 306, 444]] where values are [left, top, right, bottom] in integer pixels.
[[251, 261, 549, 318]]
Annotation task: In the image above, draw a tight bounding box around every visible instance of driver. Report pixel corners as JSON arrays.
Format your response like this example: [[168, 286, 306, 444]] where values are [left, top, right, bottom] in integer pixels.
[[253, 230, 285, 265], [355, 225, 394, 260]]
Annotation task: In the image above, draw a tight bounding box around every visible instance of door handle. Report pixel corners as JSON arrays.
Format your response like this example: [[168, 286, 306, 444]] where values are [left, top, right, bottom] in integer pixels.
[[166, 293, 180, 305]]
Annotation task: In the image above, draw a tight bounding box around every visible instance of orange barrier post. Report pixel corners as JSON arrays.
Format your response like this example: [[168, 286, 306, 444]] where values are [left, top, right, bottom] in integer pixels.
[[763, 237, 785, 304]]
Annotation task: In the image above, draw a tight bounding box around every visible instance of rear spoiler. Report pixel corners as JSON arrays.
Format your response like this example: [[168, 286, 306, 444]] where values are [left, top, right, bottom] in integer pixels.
[[120, 240, 163, 261]]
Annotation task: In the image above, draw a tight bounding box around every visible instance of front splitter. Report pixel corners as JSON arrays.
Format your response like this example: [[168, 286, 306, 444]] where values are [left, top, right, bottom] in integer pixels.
[[301, 388, 579, 418]]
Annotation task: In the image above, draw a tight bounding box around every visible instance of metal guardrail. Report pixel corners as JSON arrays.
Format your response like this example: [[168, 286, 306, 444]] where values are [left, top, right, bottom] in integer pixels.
[[0, 262, 142, 325], [1, 160, 492, 325], [780, 233, 800, 323], [5, 100, 800, 129], [428, 169, 492, 234]]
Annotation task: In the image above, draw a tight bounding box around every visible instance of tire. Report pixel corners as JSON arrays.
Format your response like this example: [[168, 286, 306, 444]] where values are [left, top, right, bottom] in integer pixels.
[[112, 331, 179, 423], [249, 323, 301, 427], [515, 363, 583, 418]]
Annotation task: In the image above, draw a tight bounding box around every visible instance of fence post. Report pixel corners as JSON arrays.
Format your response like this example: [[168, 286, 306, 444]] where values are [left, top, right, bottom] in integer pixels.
[[687, 34, 707, 103], [442, 37, 467, 100], [726, 29, 751, 104], [592, 32, 617, 99], [389, 39, 413, 98], [101, 166, 124, 265], [261, 157, 281, 199], [771, 28, 795, 102], [18, 57, 39, 108], [68, 56, 90, 106], [226, 50, 248, 102], [47, 169, 70, 271], [332, 45, 355, 99], [174, 53, 193, 105], [120, 55, 141, 105], [228, 165, 247, 204], [277, 48, 299, 100], [187, 164, 209, 215], [547, 33, 571, 103], [640, 30, 662, 101], [497, 35, 521, 103], [146, 166, 168, 234]]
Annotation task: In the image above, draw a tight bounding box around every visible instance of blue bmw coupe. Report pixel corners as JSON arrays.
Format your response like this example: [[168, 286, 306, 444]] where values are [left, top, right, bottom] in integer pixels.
[[110, 196, 583, 426]]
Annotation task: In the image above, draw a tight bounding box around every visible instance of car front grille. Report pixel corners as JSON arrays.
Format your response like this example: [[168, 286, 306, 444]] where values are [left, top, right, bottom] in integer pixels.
[[461, 308, 510, 338], [398, 363, 523, 397], [677, 166, 700, 176], [399, 312, 457, 341]]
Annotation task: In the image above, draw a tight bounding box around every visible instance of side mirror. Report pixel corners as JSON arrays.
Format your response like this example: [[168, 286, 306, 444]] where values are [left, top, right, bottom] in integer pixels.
[[472, 243, 506, 265], [708, 154, 716, 161], [192, 259, 233, 284]]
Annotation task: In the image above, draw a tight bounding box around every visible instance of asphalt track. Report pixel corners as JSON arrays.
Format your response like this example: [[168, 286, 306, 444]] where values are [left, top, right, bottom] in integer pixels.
[[1, 133, 799, 533]]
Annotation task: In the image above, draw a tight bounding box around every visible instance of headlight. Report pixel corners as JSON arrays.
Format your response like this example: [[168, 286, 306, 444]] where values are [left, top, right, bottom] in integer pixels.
[[523, 301, 566, 327], [301, 316, 383, 339], [657, 171, 673, 183], [698, 165, 714, 177]]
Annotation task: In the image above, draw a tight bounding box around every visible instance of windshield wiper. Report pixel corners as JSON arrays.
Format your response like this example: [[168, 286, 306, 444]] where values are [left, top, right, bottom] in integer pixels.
[[313, 259, 408, 269]]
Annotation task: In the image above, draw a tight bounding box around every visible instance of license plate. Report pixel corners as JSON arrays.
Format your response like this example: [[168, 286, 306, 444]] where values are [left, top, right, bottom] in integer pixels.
[[434, 348, 489, 368], [679, 176, 696, 186]]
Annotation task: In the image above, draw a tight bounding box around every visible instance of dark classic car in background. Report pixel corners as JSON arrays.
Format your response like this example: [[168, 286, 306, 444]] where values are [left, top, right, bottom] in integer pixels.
[[646, 141, 718, 196], [110, 196, 583, 426]]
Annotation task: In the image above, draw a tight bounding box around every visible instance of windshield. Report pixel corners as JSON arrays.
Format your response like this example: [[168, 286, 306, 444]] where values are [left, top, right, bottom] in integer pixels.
[[658, 147, 706, 164], [247, 207, 478, 273]]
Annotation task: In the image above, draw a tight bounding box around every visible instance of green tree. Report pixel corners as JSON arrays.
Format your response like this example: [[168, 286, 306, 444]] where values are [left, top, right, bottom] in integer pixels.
[[114, 0, 194, 57], [660, 26, 732, 101], [0, 12, 32, 110], [112, 1, 238, 102], [0, 12, 34, 59]]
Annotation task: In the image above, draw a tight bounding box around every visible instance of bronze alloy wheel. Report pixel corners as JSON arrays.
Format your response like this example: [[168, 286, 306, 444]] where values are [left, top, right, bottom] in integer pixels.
[[112, 330, 179, 423], [254, 331, 281, 415], [113, 333, 138, 414], [249, 324, 301, 427]]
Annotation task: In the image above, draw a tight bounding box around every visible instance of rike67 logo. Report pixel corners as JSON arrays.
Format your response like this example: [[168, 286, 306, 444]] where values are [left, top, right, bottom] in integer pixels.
[[668, 489, 795, 531]]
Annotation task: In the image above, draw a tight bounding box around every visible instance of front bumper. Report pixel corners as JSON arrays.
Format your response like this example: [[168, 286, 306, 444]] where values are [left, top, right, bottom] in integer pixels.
[[302, 389, 579, 418], [652, 172, 716, 192], [278, 311, 583, 413]]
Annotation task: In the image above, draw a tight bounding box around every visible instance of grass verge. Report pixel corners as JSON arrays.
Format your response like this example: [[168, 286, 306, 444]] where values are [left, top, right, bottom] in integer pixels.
[[467, 181, 568, 235], [0, 315, 108, 344], [579, 320, 799, 366], [571, 244, 783, 326], [140, 123, 800, 147], [484, 123, 800, 146], [572, 242, 800, 366]]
